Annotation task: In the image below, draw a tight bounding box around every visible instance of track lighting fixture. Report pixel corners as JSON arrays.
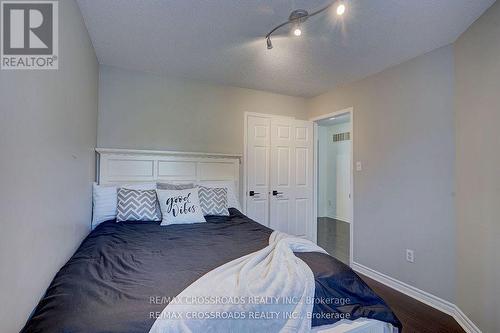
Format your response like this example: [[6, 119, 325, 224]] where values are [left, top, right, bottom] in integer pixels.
[[265, 1, 346, 49]]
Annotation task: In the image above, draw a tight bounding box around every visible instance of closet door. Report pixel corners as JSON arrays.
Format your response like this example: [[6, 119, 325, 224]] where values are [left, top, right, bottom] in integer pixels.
[[245, 115, 270, 226], [269, 118, 294, 233], [293, 120, 314, 238], [269, 118, 313, 238]]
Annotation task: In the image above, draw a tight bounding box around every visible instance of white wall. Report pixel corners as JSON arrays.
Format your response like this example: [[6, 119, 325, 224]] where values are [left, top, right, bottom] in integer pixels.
[[0, 1, 98, 331], [308, 45, 456, 302], [98, 65, 308, 154], [318, 122, 351, 220], [98, 66, 308, 202], [455, 2, 500, 331]]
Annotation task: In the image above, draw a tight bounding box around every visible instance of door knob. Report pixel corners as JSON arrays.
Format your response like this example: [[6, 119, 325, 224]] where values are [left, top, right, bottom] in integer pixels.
[[249, 191, 260, 197], [272, 190, 283, 196]]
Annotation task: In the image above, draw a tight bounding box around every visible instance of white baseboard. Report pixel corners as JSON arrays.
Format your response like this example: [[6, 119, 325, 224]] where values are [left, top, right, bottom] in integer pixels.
[[452, 306, 483, 333], [351, 261, 481, 333]]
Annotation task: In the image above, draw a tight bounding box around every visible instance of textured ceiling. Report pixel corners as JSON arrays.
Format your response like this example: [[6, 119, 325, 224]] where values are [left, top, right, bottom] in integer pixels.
[[77, 0, 495, 97]]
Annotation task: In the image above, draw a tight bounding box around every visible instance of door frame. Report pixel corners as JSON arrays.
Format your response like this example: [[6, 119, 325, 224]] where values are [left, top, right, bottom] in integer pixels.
[[310, 107, 354, 267]]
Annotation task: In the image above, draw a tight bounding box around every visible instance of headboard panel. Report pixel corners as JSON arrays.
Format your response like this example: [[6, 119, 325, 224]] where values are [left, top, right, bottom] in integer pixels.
[[96, 148, 241, 193]]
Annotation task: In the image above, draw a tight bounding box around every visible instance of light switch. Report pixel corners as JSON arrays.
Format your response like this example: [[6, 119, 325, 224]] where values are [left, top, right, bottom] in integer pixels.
[[356, 161, 362, 171]]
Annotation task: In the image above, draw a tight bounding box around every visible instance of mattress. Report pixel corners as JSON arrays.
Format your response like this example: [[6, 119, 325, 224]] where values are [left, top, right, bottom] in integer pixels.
[[22, 209, 401, 332]]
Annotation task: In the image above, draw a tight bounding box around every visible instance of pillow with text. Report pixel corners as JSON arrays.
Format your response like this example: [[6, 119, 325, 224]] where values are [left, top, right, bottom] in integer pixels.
[[156, 188, 206, 225]]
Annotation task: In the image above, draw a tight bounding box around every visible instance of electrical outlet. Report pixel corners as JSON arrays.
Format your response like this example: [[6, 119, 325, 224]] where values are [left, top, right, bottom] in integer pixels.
[[406, 249, 415, 263], [356, 161, 362, 171]]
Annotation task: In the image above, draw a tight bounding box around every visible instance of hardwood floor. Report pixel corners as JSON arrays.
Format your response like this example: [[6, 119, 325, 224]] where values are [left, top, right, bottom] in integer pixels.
[[359, 274, 465, 333], [317, 217, 350, 264]]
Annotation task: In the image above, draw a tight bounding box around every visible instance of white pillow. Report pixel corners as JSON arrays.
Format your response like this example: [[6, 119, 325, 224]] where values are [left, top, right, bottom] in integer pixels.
[[156, 188, 206, 225], [196, 181, 241, 210], [92, 182, 157, 228]]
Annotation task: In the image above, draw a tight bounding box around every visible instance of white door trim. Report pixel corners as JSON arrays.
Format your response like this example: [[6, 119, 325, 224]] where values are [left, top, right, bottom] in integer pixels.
[[309, 108, 354, 122], [311, 107, 354, 267]]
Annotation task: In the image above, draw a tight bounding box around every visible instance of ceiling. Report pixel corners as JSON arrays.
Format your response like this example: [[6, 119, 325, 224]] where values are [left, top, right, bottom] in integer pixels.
[[76, 0, 495, 97]]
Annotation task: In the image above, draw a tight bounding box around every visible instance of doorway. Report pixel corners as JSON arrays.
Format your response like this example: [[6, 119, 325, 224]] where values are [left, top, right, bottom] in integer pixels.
[[312, 108, 353, 265]]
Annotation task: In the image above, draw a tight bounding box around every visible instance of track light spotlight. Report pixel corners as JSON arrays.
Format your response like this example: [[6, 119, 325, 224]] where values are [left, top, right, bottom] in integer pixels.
[[293, 26, 302, 37], [266, 37, 273, 50], [337, 3, 346, 16]]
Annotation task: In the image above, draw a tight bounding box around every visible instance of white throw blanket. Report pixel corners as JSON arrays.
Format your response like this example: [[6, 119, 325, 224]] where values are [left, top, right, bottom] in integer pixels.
[[149, 231, 327, 333]]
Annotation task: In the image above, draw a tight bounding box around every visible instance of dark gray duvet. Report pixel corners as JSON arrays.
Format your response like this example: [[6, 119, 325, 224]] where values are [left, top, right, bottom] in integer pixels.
[[22, 209, 401, 332]]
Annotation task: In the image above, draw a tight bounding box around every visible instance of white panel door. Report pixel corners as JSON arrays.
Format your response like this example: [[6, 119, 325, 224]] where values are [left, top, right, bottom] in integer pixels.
[[293, 120, 314, 239], [246, 116, 270, 226], [270, 118, 293, 234], [269, 118, 314, 239], [336, 152, 352, 222]]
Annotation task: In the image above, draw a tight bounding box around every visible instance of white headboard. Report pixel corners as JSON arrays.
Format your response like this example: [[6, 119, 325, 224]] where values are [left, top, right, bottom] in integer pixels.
[[96, 148, 241, 193]]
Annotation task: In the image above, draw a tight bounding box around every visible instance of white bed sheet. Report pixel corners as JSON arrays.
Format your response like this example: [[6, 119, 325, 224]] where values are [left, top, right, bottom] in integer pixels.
[[313, 318, 397, 333]]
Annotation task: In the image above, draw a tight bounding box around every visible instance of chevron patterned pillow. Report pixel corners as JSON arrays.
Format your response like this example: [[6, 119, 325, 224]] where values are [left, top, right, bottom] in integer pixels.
[[116, 188, 161, 222], [197, 186, 230, 216]]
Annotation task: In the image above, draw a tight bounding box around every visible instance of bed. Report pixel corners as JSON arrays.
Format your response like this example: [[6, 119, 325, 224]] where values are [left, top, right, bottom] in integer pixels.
[[21, 149, 401, 332]]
